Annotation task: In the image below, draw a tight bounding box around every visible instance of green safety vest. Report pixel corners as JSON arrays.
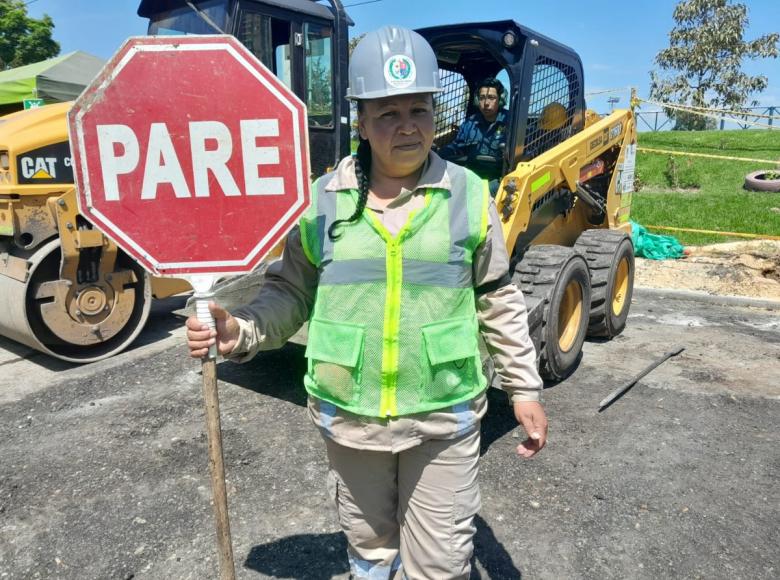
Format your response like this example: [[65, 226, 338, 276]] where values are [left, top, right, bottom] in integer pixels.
[[299, 162, 490, 417]]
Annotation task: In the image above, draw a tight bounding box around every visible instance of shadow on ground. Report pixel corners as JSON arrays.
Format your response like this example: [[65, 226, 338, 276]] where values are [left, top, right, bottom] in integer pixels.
[[132, 295, 190, 348], [244, 532, 349, 579], [242, 515, 521, 579], [0, 336, 75, 371], [471, 514, 523, 578], [218, 342, 309, 406], [479, 387, 517, 456], [479, 350, 585, 457]]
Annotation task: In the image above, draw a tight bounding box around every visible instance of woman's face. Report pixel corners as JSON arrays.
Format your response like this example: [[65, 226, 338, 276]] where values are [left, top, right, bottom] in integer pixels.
[[358, 93, 435, 178]]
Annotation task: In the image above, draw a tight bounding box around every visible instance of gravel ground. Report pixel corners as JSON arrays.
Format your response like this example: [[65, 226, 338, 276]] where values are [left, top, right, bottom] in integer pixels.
[[635, 240, 780, 301], [0, 292, 778, 580]]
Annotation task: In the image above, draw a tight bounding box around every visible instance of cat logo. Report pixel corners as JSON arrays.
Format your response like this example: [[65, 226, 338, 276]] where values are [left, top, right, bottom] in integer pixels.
[[16, 142, 74, 185], [20, 156, 58, 179]]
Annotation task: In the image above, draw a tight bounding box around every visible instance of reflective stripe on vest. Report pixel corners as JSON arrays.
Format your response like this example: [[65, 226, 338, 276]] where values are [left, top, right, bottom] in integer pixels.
[[320, 259, 472, 287], [300, 161, 489, 417], [300, 173, 338, 267]]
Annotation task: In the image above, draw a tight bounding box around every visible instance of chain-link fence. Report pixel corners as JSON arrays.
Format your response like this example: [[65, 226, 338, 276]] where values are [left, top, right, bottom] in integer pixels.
[[633, 106, 779, 132]]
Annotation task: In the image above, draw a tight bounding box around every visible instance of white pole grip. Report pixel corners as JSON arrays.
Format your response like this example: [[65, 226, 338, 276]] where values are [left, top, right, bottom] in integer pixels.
[[196, 296, 217, 359]]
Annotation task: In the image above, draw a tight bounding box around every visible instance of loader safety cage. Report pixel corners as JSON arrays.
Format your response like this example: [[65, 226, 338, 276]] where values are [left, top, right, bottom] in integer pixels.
[[417, 20, 586, 179]]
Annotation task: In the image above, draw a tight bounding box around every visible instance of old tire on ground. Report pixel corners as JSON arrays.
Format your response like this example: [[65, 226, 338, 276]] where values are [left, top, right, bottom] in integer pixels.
[[514, 245, 591, 382], [744, 170, 780, 192], [574, 229, 635, 338]]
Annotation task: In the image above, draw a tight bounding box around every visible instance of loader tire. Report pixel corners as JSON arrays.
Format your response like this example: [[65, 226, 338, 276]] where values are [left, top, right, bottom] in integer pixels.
[[574, 229, 634, 338], [514, 245, 591, 382]]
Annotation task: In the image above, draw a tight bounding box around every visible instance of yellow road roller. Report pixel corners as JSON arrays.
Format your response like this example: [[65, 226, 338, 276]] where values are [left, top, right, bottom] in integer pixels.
[[0, 102, 190, 362]]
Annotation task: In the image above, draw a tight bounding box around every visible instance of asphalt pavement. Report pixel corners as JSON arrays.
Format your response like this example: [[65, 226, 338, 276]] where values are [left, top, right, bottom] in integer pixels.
[[0, 291, 778, 579]]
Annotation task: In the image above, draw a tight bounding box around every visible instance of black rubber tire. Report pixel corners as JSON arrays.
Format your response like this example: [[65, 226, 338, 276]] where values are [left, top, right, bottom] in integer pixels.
[[513, 245, 591, 382], [744, 170, 780, 192], [574, 229, 635, 338]]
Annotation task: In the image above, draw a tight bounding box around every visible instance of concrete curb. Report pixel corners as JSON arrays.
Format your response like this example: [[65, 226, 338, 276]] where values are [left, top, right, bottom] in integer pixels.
[[634, 286, 780, 311]]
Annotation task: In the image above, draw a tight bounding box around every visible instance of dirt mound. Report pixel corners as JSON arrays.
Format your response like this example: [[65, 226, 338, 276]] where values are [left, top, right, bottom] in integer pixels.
[[635, 240, 780, 301]]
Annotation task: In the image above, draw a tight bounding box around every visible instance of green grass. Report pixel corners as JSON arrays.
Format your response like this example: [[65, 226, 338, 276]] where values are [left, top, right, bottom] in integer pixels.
[[632, 130, 780, 245]]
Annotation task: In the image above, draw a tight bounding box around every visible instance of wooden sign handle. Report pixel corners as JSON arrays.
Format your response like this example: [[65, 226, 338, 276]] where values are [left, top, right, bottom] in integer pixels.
[[194, 282, 236, 580], [201, 355, 236, 580]]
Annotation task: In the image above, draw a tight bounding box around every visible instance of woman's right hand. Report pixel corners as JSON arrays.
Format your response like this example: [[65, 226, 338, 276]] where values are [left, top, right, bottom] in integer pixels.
[[186, 301, 241, 358]]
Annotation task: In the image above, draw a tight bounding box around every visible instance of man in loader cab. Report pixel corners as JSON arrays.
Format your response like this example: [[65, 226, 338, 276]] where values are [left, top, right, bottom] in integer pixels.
[[438, 77, 508, 194]]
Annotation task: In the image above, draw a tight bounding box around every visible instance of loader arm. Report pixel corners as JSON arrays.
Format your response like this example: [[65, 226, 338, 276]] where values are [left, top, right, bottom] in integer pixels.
[[498, 109, 637, 257]]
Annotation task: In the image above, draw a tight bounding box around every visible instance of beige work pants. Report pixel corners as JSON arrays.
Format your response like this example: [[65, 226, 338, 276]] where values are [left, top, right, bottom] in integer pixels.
[[324, 429, 481, 580]]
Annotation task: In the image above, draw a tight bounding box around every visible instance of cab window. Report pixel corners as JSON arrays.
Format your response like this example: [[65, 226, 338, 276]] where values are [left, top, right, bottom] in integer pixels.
[[433, 68, 469, 149], [495, 69, 511, 108], [304, 22, 334, 128], [236, 12, 292, 90], [147, 0, 228, 35], [523, 56, 579, 158]]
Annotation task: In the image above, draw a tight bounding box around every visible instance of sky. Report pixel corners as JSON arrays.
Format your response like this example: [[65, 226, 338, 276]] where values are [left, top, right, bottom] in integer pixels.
[[26, 0, 780, 114]]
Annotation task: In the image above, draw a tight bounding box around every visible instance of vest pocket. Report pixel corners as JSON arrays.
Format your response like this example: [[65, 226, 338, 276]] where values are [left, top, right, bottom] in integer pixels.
[[421, 317, 479, 404], [305, 318, 365, 404]]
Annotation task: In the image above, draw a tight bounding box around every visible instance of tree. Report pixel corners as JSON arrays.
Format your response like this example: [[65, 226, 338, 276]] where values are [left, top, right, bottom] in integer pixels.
[[668, 109, 717, 131], [649, 0, 779, 130], [348, 34, 365, 56], [307, 54, 332, 118], [0, 0, 59, 70], [347, 34, 366, 143]]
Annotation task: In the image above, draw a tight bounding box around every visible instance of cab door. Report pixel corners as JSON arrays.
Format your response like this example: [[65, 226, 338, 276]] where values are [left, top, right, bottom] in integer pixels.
[[232, 1, 345, 176]]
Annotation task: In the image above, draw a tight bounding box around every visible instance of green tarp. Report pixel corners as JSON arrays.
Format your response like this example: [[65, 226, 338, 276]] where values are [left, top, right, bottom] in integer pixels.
[[0, 51, 105, 106], [631, 221, 685, 260]]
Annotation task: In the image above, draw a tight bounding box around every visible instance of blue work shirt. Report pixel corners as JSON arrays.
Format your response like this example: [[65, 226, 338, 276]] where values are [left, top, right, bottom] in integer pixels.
[[438, 109, 508, 180]]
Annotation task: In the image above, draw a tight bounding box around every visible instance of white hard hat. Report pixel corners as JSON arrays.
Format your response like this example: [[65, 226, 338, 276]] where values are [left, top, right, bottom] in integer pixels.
[[346, 26, 442, 100]]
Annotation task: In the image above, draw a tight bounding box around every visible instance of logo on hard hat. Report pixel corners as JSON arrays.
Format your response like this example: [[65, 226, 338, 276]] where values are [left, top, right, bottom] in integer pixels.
[[384, 55, 416, 88]]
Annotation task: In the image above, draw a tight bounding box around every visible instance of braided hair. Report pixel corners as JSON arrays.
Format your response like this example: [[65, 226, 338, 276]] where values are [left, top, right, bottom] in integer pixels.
[[328, 102, 372, 241]]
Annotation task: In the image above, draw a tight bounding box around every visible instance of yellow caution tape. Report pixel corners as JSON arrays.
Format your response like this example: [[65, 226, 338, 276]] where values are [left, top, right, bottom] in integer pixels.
[[646, 225, 780, 241], [638, 147, 780, 165]]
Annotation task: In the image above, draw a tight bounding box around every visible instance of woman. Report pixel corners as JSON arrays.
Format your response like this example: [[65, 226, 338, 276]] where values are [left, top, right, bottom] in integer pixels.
[[186, 26, 547, 580]]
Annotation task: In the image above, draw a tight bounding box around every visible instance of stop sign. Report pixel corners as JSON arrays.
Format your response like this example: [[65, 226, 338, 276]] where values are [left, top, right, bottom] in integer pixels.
[[68, 35, 310, 277]]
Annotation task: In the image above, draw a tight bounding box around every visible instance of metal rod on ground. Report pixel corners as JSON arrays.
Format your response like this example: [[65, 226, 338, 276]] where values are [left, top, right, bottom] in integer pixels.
[[196, 295, 236, 580], [598, 346, 685, 412]]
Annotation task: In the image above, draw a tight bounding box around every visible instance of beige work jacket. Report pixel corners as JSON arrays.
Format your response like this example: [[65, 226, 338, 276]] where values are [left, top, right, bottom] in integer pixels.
[[227, 152, 542, 452]]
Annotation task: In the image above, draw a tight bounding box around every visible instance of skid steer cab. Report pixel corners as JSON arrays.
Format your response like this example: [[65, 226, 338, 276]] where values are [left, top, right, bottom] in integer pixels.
[[417, 21, 637, 381]]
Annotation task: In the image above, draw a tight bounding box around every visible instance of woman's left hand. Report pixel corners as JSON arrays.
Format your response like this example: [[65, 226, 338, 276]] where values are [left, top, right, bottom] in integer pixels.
[[513, 401, 548, 458]]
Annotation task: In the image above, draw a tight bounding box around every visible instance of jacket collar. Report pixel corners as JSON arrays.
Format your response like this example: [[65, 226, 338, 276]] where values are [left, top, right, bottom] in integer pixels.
[[475, 108, 508, 126]]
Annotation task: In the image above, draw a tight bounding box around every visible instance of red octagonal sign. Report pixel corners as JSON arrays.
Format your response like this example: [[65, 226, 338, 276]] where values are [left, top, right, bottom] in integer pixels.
[[68, 35, 311, 277]]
